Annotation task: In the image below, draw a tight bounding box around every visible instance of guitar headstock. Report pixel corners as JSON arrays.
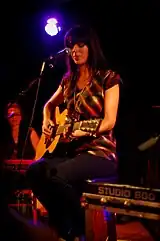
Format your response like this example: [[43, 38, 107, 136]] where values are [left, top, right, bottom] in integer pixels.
[[80, 119, 101, 133]]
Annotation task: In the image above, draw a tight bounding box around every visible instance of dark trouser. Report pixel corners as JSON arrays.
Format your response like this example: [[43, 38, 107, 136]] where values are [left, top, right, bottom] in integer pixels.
[[26, 152, 117, 239]]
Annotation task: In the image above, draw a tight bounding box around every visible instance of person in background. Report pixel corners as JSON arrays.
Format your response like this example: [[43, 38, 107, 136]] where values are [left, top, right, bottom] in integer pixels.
[[0, 113, 58, 241], [5, 102, 39, 160], [2, 102, 40, 193], [27, 25, 121, 241]]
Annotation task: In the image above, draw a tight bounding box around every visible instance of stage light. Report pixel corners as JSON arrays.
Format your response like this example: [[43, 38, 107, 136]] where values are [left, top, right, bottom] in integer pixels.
[[45, 18, 61, 36]]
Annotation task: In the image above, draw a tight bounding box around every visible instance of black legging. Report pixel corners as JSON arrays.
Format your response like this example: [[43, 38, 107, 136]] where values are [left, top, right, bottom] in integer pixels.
[[26, 152, 117, 239]]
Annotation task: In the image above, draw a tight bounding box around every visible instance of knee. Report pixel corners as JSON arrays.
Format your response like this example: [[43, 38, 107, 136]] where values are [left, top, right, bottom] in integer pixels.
[[26, 159, 47, 183]]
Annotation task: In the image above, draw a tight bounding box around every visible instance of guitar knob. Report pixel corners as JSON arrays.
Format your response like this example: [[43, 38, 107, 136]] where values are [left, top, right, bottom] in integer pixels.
[[100, 197, 107, 204], [124, 200, 131, 207], [80, 196, 88, 208]]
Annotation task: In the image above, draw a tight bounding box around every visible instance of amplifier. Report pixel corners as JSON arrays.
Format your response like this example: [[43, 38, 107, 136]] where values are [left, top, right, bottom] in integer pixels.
[[82, 180, 160, 220], [4, 159, 34, 173]]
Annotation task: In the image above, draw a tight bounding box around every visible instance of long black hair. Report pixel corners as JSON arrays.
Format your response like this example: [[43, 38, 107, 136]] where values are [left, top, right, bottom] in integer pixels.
[[63, 25, 108, 97]]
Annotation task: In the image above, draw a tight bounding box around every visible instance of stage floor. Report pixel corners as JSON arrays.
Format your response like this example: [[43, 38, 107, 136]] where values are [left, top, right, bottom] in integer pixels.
[[9, 206, 156, 241], [116, 221, 154, 241]]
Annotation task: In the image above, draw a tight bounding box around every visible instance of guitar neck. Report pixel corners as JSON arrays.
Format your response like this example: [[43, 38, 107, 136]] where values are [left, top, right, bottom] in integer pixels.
[[56, 122, 81, 136], [56, 119, 101, 136]]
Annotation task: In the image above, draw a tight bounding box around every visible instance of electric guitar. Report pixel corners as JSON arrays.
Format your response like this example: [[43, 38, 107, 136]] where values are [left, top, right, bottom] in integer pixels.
[[34, 106, 100, 160]]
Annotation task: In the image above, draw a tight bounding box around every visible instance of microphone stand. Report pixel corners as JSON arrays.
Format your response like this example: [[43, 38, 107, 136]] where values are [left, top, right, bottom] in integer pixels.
[[18, 60, 46, 169], [18, 61, 46, 97], [18, 78, 39, 97], [12, 52, 59, 169], [11, 49, 65, 102]]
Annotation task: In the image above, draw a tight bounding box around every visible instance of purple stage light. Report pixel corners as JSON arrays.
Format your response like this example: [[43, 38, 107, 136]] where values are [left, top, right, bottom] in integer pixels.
[[45, 18, 61, 36]]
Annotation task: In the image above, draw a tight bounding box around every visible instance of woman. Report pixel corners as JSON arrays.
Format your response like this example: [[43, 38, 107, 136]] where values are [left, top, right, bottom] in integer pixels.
[[27, 25, 121, 240], [2, 102, 40, 197], [5, 102, 39, 160]]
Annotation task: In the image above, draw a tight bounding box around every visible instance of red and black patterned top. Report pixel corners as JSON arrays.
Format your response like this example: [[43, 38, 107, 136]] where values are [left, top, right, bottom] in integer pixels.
[[60, 69, 121, 161]]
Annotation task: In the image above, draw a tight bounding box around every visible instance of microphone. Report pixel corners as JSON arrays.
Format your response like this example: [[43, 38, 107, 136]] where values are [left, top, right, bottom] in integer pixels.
[[138, 134, 160, 151], [48, 47, 71, 60], [8, 111, 15, 118], [18, 48, 71, 96]]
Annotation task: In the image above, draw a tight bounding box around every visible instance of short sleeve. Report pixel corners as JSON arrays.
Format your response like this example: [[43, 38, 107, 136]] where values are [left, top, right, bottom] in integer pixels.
[[103, 70, 121, 90]]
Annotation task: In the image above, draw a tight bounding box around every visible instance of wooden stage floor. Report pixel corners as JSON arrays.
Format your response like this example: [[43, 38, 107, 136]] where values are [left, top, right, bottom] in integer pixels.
[[116, 221, 155, 241]]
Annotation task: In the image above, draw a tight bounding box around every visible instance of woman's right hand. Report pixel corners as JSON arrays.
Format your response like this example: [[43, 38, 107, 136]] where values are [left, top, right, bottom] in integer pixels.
[[42, 118, 54, 136]]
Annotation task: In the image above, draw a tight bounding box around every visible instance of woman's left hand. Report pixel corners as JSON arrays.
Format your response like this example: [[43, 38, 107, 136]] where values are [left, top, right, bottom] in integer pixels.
[[71, 129, 88, 138]]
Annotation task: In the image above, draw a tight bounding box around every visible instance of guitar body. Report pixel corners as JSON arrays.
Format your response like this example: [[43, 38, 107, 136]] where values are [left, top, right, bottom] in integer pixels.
[[34, 107, 68, 161], [35, 107, 100, 161]]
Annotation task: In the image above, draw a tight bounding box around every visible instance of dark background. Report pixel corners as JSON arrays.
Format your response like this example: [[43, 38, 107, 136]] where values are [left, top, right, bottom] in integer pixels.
[[1, 0, 160, 183]]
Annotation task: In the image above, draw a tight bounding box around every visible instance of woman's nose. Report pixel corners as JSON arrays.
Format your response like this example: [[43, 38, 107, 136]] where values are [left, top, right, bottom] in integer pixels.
[[72, 45, 80, 54]]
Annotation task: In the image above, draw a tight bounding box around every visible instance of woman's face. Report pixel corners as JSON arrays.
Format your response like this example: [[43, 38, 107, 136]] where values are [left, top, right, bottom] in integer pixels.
[[7, 106, 22, 126], [71, 43, 89, 65]]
